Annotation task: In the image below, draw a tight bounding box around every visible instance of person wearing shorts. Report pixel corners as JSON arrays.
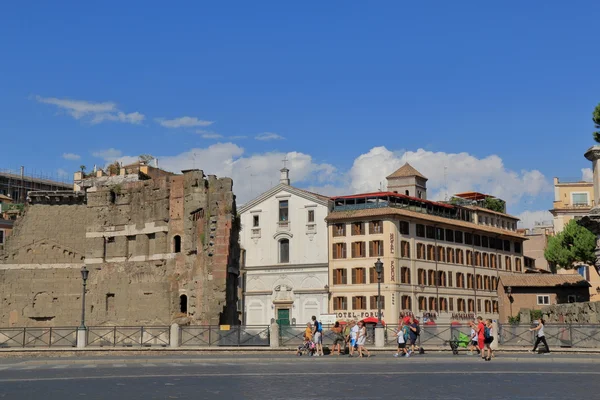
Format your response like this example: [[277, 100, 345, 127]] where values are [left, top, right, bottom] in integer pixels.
[[476, 317, 486, 359], [349, 320, 359, 357], [311, 315, 324, 356], [394, 321, 409, 357]]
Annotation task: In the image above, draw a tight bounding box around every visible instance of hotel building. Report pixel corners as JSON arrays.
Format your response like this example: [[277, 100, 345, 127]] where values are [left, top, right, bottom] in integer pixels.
[[326, 164, 526, 324]]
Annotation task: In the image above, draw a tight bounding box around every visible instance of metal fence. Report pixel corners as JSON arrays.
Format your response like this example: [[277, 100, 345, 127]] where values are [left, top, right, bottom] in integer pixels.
[[498, 324, 600, 348], [87, 326, 170, 347], [0, 327, 78, 348], [180, 325, 270, 347]]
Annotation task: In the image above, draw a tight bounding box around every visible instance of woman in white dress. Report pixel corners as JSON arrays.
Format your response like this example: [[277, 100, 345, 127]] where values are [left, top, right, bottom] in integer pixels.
[[356, 321, 371, 358]]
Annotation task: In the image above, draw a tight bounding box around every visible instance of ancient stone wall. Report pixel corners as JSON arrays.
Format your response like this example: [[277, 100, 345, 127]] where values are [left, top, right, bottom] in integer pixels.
[[0, 170, 239, 327], [542, 301, 600, 324]]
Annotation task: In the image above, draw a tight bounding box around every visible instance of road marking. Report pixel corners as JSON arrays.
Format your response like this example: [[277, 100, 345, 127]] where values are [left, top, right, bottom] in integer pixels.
[[51, 365, 69, 369], [82, 365, 97, 369], [168, 363, 184, 366], [112, 364, 127, 368], [1, 370, 600, 383], [0, 367, 8, 371], [20, 366, 39, 370], [141, 364, 156, 367]]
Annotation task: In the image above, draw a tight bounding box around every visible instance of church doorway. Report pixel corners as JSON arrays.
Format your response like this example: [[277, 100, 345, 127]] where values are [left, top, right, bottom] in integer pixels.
[[276, 308, 290, 326]]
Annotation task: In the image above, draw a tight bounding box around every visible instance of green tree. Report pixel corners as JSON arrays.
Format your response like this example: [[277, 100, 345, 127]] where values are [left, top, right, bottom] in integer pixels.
[[482, 197, 506, 213], [544, 219, 596, 269], [593, 103, 600, 143]]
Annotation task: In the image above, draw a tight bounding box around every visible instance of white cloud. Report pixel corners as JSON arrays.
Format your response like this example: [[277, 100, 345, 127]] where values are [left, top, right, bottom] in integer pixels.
[[92, 148, 123, 161], [156, 116, 213, 128], [517, 210, 553, 230], [348, 147, 551, 205], [582, 168, 593, 182], [62, 153, 81, 161], [255, 132, 285, 141], [56, 168, 69, 178], [196, 130, 223, 139], [34, 95, 144, 125], [229, 135, 248, 140]]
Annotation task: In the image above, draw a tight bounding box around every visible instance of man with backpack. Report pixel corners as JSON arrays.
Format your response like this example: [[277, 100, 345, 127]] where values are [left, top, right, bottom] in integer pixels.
[[311, 315, 324, 357], [408, 317, 420, 356]]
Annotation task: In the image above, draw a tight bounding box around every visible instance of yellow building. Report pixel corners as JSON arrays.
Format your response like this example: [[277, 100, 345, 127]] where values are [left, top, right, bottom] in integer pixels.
[[550, 177, 594, 233], [326, 164, 526, 324]]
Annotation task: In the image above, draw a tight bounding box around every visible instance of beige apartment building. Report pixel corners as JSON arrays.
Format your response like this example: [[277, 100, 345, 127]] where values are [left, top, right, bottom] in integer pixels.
[[326, 164, 526, 324], [550, 177, 594, 233]]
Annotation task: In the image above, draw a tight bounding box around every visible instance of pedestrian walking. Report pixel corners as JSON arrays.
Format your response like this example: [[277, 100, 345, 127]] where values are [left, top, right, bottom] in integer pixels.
[[356, 321, 371, 358], [407, 317, 420, 355], [348, 320, 359, 357], [483, 319, 494, 361], [476, 316, 486, 360], [311, 315, 324, 357], [331, 321, 345, 355], [467, 321, 479, 356], [394, 321, 409, 358], [530, 318, 550, 354]]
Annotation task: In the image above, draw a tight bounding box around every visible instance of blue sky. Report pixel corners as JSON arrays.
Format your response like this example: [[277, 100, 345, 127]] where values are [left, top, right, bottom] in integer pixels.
[[1, 1, 599, 227]]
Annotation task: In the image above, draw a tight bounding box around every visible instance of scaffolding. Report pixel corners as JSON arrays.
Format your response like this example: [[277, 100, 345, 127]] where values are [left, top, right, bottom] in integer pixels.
[[0, 167, 72, 203]]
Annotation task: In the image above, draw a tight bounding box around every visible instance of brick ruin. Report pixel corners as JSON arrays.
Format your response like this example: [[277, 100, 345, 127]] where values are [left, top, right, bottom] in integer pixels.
[[0, 169, 240, 327]]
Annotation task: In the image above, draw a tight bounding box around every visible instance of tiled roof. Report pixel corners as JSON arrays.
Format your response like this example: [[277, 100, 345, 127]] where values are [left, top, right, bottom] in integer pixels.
[[325, 207, 525, 239], [499, 273, 590, 287], [386, 163, 428, 180], [294, 187, 331, 202], [464, 205, 519, 220]]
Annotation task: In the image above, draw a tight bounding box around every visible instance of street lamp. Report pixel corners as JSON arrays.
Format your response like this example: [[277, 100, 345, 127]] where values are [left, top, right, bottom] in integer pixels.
[[79, 266, 89, 330], [374, 258, 383, 328], [506, 286, 513, 318]]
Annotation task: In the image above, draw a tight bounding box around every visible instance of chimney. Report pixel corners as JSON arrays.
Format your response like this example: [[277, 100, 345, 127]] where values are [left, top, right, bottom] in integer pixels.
[[280, 167, 290, 185]]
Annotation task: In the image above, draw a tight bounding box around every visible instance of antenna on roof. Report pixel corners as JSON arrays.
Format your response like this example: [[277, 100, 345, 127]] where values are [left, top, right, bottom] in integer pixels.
[[379, 181, 383, 192]]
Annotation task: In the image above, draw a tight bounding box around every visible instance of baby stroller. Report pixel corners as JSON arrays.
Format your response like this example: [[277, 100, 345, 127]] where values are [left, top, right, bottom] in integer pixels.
[[448, 332, 470, 355], [296, 340, 316, 356]]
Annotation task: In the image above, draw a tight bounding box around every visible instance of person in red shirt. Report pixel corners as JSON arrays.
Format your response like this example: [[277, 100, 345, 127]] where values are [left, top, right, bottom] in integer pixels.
[[476, 316, 485, 359]]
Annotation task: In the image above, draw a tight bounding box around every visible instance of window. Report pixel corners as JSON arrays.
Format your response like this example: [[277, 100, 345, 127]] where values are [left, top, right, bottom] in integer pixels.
[[493, 300, 498, 313], [505, 256, 512, 271], [568, 295, 576, 303], [504, 240, 511, 252], [352, 268, 367, 284], [492, 277, 498, 291], [429, 297, 438, 311], [440, 298, 448, 312], [477, 299, 482, 312], [467, 274, 474, 289], [515, 258, 522, 271], [401, 296, 412, 310], [537, 295, 550, 305], [401, 241, 410, 258], [416, 224, 425, 238], [476, 275, 483, 290], [400, 221, 409, 235], [456, 273, 465, 288], [351, 242, 366, 258], [437, 271, 446, 287], [485, 300, 492, 313], [483, 253, 489, 268], [427, 245, 435, 261], [572, 192, 589, 206], [449, 297, 454, 312], [455, 231, 463, 243], [457, 298, 466, 312], [369, 267, 383, 284], [352, 296, 367, 310], [484, 276, 491, 290], [279, 239, 290, 263], [418, 269, 426, 285], [465, 233, 473, 245], [514, 242, 522, 254], [445, 229, 454, 242], [279, 200, 288, 221], [491, 254, 497, 269], [416, 243, 425, 259], [173, 235, 181, 253], [466, 250, 473, 266], [456, 249, 464, 265], [333, 224, 346, 237], [253, 215, 260, 227], [370, 296, 385, 309], [437, 246, 445, 262], [418, 296, 427, 311], [482, 236, 488, 248], [426, 226, 435, 239], [333, 269, 348, 285], [333, 296, 347, 310], [307, 209, 315, 223], [475, 251, 482, 267], [447, 271, 453, 287], [180, 294, 188, 313], [468, 299, 475, 312], [332, 243, 347, 259], [401, 267, 411, 284], [428, 270, 436, 286], [446, 248, 454, 264], [352, 222, 365, 235], [369, 240, 384, 257], [474, 234, 481, 247], [369, 220, 383, 234], [436, 228, 444, 241]]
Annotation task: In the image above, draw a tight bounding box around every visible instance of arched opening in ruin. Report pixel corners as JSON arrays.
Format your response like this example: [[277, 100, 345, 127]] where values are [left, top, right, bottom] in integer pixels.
[[180, 294, 188, 314], [405, 190, 409, 196], [173, 235, 181, 253]]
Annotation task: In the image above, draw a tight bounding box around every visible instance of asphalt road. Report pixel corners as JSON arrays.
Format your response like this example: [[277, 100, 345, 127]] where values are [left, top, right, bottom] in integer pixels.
[[0, 355, 599, 399]]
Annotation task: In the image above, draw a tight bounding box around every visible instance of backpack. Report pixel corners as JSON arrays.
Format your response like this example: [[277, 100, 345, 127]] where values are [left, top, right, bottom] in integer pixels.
[[414, 324, 421, 336], [484, 326, 491, 340], [315, 321, 322, 333]]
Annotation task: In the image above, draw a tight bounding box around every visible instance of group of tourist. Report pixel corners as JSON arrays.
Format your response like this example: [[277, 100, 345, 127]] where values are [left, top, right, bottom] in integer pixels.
[[301, 316, 371, 357], [466, 317, 495, 361]]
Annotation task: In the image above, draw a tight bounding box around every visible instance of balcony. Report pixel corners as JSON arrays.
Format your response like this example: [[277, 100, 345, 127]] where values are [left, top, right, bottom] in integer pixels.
[[277, 220, 291, 232], [552, 200, 594, 210]]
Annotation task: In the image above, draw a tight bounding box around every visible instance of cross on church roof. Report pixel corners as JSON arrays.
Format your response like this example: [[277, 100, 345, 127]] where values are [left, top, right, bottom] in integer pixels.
[[282, 156, 289, 169]]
